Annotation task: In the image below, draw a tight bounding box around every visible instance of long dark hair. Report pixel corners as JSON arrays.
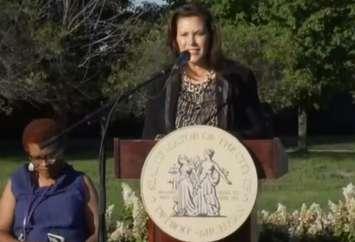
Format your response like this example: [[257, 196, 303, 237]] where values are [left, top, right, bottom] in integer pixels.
[[167, 2, 224, 70]]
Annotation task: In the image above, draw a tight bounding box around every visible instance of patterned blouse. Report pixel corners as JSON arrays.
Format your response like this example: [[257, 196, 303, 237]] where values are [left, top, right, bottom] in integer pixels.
[[175, 69, 218, 128]]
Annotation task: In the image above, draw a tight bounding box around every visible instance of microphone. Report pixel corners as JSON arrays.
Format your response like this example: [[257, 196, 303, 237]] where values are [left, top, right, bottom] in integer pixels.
[[172, 51, 190, 71]]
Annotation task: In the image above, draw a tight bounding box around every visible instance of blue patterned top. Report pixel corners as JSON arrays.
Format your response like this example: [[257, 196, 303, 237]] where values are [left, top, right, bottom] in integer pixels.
[[11, 163, 88, 242]]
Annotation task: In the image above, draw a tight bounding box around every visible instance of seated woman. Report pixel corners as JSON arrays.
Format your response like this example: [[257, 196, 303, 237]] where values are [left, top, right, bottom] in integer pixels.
[[0, 119, 98, 242]]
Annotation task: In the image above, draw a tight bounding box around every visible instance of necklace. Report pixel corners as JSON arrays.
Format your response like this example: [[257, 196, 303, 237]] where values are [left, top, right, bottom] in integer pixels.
[[175, 69, 218, 128], [183, 68, 216, 85]]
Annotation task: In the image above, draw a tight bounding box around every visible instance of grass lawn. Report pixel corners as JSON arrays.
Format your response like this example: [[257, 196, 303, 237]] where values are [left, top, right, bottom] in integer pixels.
[[259, 151, 355, 211], [1, 137, 354, 219]]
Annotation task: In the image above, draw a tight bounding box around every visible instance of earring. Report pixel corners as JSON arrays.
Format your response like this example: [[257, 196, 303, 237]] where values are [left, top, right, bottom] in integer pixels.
[[28, 162, 34, 172]]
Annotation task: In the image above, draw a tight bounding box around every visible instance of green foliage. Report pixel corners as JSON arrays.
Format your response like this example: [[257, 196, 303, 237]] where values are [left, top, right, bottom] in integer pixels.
[[32, 22, 66, 56], [294, 4, 355, 93], [200, 0, 260, 23], [218, 0, 354, 111], [0, 0, 142, 119], [257, 0, 355, 108], [165, 0, 354, 112], [104, 24, 173, 117], [1, 0, 353, 126], [0, 0, 47, 113], [222, 22, 307, 109]]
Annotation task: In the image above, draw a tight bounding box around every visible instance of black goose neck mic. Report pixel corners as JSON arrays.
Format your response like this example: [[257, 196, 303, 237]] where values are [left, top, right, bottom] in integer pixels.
[[172, 51, 190, 71]]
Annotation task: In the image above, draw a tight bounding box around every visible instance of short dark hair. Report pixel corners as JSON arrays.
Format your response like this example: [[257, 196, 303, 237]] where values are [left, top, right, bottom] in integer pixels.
[[22, 118, 63, 152], [167, 2, 224, 70]]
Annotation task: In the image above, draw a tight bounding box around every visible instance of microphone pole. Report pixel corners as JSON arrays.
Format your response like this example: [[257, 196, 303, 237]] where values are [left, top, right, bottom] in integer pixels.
[[96, 51, 190, 242], [40, 51, 191, 242], [41, 70, 166, 242]]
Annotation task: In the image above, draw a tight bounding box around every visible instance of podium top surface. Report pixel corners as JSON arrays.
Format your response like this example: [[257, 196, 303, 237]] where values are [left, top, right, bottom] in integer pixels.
[[114, 138, 288, 179]]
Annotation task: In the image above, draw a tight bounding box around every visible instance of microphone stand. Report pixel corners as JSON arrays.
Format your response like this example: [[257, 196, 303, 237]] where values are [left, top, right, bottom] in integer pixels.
[[40, 52, 189, 242], [99, 63, 192, 241], [93, 70, 171, 242], [40, 70, 166, 242]]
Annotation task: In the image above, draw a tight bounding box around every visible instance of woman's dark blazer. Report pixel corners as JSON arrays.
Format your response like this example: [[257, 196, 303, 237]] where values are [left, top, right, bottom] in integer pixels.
[[142, 60, 268, 139]]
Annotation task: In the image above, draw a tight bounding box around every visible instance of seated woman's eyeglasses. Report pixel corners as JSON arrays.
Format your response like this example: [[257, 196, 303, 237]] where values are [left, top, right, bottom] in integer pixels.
[[29, 150, 63, 164]]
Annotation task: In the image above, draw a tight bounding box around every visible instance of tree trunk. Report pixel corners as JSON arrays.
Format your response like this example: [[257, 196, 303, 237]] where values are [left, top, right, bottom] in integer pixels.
[[297, 105, 307, 151]]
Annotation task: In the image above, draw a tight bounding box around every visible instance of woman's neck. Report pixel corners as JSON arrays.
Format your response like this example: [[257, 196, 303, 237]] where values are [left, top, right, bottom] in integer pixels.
[[38, 174, 56, 187], [35, 162, 65, 187], [186, 62, 212, 84]]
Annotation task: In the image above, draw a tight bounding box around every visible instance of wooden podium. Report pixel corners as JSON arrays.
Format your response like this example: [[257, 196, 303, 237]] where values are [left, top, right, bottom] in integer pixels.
[[114, 138, 288, 242]]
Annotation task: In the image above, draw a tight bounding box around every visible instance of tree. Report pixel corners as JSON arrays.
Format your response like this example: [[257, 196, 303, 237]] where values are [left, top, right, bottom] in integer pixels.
[[0, 0, 142, 122], [166, 0, 355, 150], [257, 0, 355, 150], [165, 0, 260, 23], [103, 10, 171, 119]]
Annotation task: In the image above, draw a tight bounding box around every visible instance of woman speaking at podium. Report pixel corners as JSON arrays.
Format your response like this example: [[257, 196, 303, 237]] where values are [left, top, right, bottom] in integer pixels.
[[143, 2, 267, 139]]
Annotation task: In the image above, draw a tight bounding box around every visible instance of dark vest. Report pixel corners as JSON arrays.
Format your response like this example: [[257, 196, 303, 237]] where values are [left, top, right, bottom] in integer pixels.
[[11, 164, 88, 242]]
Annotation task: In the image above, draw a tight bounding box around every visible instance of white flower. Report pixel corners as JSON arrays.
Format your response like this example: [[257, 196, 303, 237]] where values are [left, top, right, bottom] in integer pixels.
[[276, 203, 287, 223], [343, 223, 350, 233], [343, 183, 355, 201], [259, 183, 355, 239], [347, 198, 355, 221], [121, 182, 137, 207], [121, 182, 148, 240], [309, 203, 321, 215], [276, 203, 287, 213], [308, 224, 318, 235], [328, 200, 338, 213], [260, 210, 269, 221], [291, 210, 299, 218], [109, 221, 127, 241], [106, 204, 115, 226], [294, 224, 304, 236], [132, 201, 148, 239]]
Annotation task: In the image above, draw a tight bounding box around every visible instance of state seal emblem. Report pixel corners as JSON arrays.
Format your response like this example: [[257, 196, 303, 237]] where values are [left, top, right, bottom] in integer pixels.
[[141, 125, 258, 242]]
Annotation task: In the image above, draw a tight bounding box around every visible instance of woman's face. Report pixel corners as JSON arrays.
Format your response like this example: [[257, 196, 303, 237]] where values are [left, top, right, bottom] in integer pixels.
[[176, 16, 209, 66], [27, 143, 63, 174]]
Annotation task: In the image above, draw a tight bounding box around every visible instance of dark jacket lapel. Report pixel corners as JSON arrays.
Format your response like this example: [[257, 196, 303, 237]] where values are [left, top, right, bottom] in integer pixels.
[[164, 71, 181, 133], [216, 75, 230, 130]]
